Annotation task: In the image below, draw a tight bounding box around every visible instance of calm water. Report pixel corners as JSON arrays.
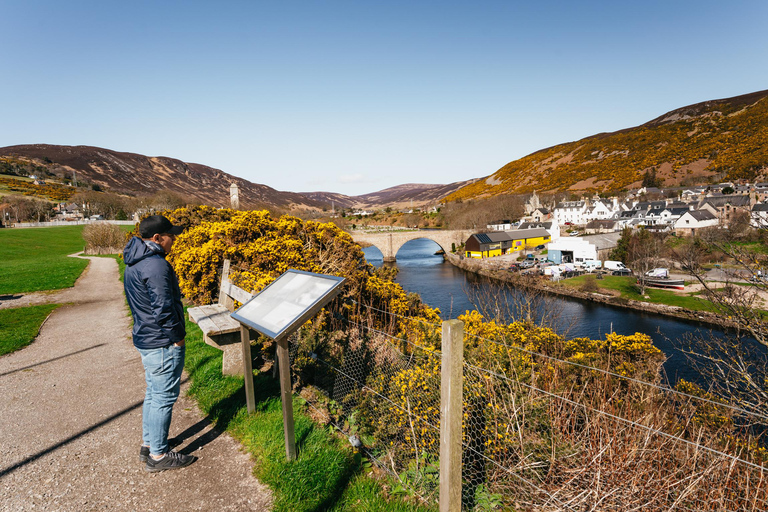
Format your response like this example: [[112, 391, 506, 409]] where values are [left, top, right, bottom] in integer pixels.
[[363, 238, 750, 383]]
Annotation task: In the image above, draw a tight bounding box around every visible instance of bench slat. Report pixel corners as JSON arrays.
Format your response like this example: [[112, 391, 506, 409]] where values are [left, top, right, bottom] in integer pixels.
[[221, 278, 253, 305], [188, 304, 241, 335]]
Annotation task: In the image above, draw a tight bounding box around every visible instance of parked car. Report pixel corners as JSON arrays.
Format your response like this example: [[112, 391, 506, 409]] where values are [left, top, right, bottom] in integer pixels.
[[569, 231, 580, 236], [526, 253, 535, 260], [612, 268, 632, 276], [519, 260, 536, 269], [535, 244, 546, 250]]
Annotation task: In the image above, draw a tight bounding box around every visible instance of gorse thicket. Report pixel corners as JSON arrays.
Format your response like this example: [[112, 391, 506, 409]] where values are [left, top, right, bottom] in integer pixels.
[[148, 206, 767, 508]]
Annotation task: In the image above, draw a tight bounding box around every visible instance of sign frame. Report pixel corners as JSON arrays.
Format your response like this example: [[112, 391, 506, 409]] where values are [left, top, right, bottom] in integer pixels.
[[230, 269, 346, 341]]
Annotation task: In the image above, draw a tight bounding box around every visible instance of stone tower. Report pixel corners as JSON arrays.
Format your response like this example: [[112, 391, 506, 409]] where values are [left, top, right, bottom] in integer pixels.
[[230, 183, 240, 209]]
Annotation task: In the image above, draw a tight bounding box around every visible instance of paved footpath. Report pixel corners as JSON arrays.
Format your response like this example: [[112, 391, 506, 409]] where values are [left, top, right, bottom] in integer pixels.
[[0, 255, 272, 511]]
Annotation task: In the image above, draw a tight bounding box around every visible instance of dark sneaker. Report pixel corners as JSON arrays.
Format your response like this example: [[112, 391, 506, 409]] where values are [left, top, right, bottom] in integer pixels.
[[145, 450, 196, 473], [139, 438, 181, 463]]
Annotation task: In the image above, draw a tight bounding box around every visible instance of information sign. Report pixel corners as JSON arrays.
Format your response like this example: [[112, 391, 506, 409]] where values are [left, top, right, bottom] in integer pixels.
[[231, 269, 346, 340]]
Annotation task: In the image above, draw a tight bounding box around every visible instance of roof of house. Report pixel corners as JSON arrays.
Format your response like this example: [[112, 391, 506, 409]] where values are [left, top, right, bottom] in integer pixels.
[[699, 195, 751, 208], [683, 210, 717, 221], [753, 203, 768, 212], [472, 232, 511, 244], [506, 228, 551, 240], [518, 221, 553, 230]]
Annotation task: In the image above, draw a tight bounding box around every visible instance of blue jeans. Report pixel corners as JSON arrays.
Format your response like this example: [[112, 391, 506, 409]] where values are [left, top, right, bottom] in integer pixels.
[[137, 344, 185, 456]]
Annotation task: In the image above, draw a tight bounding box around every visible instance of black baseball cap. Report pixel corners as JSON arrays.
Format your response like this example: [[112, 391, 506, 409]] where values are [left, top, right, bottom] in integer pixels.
[[139, 215, 184, 238]]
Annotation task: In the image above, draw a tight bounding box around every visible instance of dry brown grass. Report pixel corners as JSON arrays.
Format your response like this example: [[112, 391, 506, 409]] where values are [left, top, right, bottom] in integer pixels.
[[82, 222, 127, 255]]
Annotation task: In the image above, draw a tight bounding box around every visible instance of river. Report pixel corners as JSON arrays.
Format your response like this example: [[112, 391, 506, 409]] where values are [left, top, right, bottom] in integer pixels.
[[363, 238, 751, 383]]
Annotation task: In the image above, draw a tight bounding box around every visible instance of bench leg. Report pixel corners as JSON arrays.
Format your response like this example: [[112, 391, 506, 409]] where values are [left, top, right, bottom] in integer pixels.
[[203, 332, 245, 376], [221, 343, 244, 376]]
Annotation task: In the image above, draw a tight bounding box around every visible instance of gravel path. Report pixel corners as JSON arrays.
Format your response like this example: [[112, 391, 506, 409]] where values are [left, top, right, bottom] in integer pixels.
[[0, 255, 272, 511]]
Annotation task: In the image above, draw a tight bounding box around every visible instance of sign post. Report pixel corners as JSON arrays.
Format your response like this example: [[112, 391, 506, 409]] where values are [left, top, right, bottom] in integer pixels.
[[230, 269, 346, 461]]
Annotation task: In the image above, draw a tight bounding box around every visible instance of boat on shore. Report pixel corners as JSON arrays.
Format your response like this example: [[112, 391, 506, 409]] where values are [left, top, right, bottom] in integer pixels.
[[643, 277, 685, 290], [641, 268, 685, 290]]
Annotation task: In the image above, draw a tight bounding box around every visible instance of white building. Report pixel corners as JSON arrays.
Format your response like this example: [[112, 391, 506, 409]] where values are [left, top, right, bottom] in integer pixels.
[[674, 210, 718, 234], [752, 203, 768, 229], [547, 237, 598, 264], [553, 200, 589, 225]]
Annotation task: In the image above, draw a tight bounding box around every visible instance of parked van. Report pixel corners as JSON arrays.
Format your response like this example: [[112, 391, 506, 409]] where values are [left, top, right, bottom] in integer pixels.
[[603, 261, 628, 271], [583, 260, 602, 272]]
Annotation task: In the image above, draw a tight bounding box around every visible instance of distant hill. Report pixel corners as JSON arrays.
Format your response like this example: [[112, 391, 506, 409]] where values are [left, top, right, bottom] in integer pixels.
[[446, 89, 768, 201], [0, 144, 326, 211], [0, 144, 468, 210], [304, 181, 475, 210]]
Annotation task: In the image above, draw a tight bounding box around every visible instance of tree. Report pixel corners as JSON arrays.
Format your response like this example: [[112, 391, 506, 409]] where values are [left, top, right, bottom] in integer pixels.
[[627, 228, 663, 295], [641, 168, 662, 188], [609, 227, 632, 263]]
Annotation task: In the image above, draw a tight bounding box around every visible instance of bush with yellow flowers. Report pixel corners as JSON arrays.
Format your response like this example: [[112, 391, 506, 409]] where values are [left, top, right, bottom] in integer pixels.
[[137, 206, 765, 509]]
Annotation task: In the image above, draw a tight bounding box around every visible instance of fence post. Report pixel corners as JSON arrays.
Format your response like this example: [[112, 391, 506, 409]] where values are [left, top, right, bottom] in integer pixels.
[[440, 319, 464, 512]]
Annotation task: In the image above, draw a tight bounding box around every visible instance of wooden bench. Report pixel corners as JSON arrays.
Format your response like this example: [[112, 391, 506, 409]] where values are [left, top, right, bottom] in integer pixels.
[[188, 260, 255, 376]]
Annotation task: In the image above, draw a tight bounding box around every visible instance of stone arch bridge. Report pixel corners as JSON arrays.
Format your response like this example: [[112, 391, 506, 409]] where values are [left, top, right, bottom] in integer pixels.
[[351, 230, 473, 262]]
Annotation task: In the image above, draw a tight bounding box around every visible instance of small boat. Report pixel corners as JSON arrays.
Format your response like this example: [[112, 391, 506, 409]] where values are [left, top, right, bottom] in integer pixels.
[[640, 268, 684, 290], [643, 277, 685, 290]]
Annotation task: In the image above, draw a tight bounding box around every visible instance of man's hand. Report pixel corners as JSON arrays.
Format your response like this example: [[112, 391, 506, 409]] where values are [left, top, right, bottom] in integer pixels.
[[174, 339, 186, 347]]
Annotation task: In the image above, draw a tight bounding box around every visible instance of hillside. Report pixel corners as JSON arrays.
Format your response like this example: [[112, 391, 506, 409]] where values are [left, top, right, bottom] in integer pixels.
[[447, 89, 768, 201], [0, 144, 467, 210], [0, 144, 326, 210], [304, 181, 475, 210]]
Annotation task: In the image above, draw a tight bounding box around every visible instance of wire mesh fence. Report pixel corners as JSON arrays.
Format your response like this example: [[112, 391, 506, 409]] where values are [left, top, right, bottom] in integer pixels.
[[219, 272, 768, 511], [288, 324, 444, 505]]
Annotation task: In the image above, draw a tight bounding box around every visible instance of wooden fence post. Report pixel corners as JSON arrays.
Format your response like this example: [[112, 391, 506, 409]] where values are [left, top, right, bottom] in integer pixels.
[[440, 319, 464, 512]]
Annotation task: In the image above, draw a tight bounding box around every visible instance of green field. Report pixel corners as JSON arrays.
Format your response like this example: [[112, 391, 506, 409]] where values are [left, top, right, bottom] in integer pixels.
[[0, 225, 90, 294], [560, 274, 720, 313], [0, 224, 133, 294]]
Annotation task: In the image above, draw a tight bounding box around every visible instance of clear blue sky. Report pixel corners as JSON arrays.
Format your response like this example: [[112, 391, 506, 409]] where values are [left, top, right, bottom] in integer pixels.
[[2, 1, 767, 196]]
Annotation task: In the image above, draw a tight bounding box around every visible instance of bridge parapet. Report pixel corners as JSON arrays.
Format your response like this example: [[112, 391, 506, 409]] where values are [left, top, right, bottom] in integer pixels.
[[351, 230, 472, 262]]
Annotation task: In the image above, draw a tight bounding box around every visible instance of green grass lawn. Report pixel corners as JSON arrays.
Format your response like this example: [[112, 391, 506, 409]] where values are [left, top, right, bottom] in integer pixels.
[[560, 274, 720, 314], [0, 224, 133, 294], [0, 225, 89, 294], [0, 304, 59, 356]]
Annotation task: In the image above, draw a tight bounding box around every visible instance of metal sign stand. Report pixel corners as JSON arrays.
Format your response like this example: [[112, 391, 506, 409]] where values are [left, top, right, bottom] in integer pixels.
[[230, 269, 346, 462]]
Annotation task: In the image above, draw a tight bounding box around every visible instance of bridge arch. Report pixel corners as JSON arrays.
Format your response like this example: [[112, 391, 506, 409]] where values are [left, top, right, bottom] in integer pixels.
[[351, 230, 472, 262]]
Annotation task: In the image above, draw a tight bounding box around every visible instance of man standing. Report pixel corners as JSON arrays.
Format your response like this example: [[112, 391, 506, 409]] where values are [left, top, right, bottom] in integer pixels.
[[124, 215, 196, 472]]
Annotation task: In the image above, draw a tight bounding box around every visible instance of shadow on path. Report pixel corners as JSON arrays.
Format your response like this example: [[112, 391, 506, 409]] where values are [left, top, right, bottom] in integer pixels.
[[0, 399, 144, 478], [0, 344, 107, 378]]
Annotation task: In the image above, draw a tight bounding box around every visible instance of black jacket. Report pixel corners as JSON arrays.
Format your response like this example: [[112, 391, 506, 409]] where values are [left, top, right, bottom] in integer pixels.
[[123, 236, 186, 349]]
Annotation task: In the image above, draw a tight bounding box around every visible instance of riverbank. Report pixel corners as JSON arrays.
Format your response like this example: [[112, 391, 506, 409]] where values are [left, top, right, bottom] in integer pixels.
[[444, 252, 741, 331]]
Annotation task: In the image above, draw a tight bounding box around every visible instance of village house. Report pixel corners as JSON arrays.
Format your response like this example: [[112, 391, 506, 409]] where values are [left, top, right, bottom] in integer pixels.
[[698, 194, 752, 227], [674, 210, 718, 235], [486, 219, 513, 231], [553, 200, 588, 226], [755, 183, 768, 202], [530, 208, 551, 222], [584, 198, 618, 222], [751, 203, 768, 229], [516, 221, 560, 240]]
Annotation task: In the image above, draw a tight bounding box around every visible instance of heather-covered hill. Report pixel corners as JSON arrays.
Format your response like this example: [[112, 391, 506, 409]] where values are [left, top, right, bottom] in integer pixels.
[[0, 144, 326, 211], [446, 89, 768, 201]]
